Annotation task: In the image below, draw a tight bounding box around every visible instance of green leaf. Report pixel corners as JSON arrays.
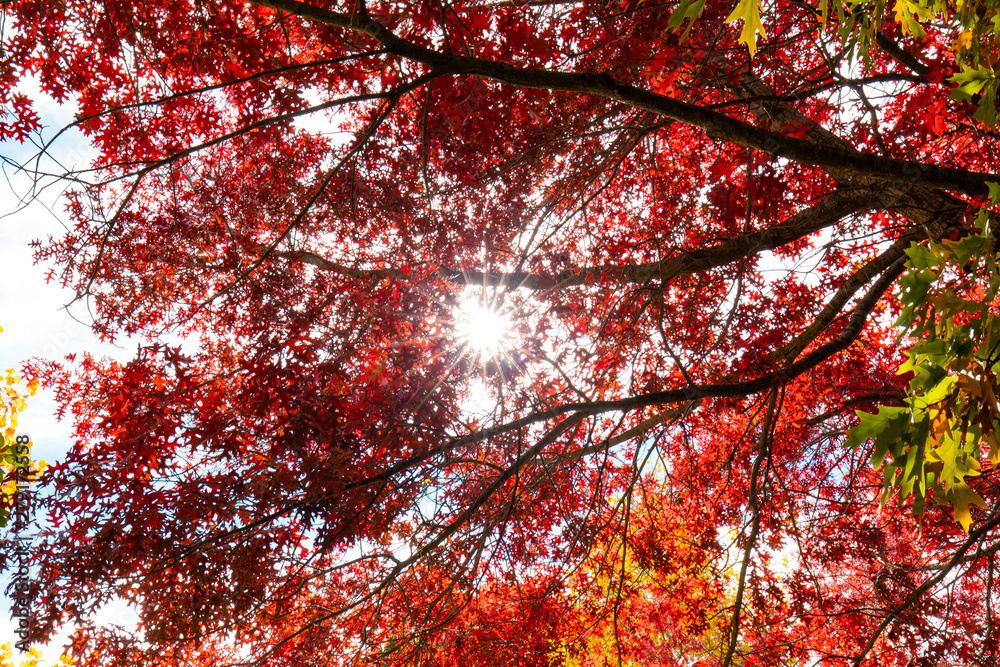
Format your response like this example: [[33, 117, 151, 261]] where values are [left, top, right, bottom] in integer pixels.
[[846, 407, 902, 450], [950, 64, 993, 102], [941, 233, 988, 266], [817, 0, 833, 23], [919, 374, 956, 405], [872, 411, 910, 467], [900, 339, 948, 371], [974, 82, 999, 127], [988, 181, 1000, 204], [897, 431, 926, 500], [881, 462, 899, 505], [668, 0, 710, 41], [903, 242, 940, 271]]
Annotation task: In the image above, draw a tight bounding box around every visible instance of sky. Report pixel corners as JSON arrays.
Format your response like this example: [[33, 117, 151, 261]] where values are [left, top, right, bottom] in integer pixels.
[[0, 78, 128, 461], [0, 80, 141, 662]]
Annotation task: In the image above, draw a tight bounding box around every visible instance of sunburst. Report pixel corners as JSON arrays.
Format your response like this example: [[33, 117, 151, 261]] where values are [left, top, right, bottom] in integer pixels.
[[454, 300, 511, 359]]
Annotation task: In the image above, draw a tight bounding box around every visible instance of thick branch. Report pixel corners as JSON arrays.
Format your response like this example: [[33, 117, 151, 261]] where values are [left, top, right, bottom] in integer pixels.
[[733, 69, 969, 231], [875, 31, 932, 78], [276, 187, 872, 289], [248, 0, 997, 195], [773, 233, 917, 362]]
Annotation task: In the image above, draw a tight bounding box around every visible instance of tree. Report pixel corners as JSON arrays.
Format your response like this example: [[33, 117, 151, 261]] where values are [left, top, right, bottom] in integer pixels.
[[3, 0, 1000, 664]]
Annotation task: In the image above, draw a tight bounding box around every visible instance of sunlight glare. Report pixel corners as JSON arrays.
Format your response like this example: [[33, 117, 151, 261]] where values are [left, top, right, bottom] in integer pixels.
[[455, 302, 510, 358]]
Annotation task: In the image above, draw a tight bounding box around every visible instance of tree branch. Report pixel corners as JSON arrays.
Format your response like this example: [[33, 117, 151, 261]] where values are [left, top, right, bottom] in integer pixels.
[[274, 187, 872, 289], [247, 0, 998, 195], [773, 233, 918, 363]]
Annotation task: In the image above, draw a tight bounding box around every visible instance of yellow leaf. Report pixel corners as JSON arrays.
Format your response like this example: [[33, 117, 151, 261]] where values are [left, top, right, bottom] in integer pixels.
[[893, 0, 929, 37], [954, 30, 973, 52], [949, 483, 987, 531], [987, 431, 1000, 466], [929, 407, 949, 444], [725, 0, 766, 55]]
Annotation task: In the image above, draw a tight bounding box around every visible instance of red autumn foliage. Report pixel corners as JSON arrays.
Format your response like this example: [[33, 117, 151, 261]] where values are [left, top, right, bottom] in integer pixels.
[[2, 0, 1000, 665]]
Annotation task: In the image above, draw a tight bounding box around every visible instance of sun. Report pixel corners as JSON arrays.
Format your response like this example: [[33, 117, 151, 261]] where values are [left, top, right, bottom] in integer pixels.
[[455, 301, 511, 358]]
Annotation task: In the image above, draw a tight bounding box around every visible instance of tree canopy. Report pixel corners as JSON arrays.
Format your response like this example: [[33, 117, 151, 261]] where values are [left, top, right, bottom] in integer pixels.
[[3, 0, 1000, 665]]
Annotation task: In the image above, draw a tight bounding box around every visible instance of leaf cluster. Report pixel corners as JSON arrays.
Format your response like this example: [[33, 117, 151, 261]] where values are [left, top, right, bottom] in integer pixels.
[[849, 205, 1000, 530]]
